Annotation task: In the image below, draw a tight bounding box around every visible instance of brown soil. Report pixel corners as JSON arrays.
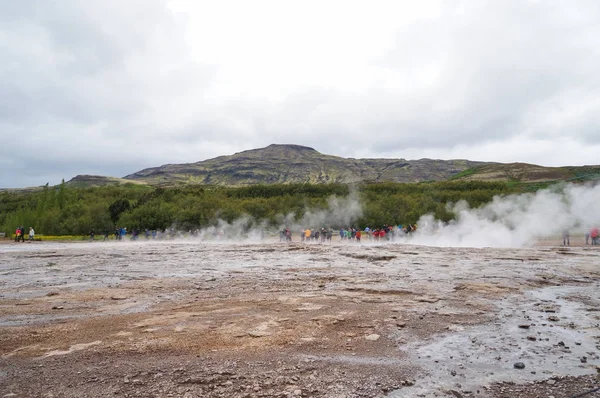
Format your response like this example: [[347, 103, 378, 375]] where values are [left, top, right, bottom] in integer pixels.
[[1, 240, 599, 397]]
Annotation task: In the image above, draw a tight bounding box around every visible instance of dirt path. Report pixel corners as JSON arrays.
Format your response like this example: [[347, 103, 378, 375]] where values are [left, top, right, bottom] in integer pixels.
[[1, 240, 599, 397]]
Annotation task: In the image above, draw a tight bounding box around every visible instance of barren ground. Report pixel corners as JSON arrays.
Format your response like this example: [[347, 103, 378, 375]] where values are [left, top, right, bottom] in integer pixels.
[[1, 238, 599, 397]]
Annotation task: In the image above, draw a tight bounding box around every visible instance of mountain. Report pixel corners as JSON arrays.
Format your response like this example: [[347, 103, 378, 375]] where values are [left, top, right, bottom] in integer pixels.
[[122, 144, 488, 185], [58, 144, 600, 188]]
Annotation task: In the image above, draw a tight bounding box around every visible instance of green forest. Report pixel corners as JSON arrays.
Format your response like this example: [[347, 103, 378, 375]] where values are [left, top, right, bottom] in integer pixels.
[[0, 180, 543, 237]]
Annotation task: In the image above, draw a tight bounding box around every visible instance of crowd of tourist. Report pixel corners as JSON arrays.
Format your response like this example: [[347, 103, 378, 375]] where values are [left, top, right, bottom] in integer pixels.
[[8, 224, 600, 246]]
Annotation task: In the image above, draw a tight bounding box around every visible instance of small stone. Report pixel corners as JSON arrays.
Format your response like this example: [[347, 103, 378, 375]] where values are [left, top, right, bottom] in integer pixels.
[[518, 324, 530, 329], [548, 316, 560, 322], [514, 362, 525, 369], [396, 322, 407, 328], [581, 356, 587, 363], [527, 336, 537, 341], [51, 306, 64, 310], [365, 334, 380, 341]]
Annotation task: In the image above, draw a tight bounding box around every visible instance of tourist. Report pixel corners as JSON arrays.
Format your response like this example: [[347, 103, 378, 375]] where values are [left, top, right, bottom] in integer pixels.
[[585, 231, 590, 245], [591, 227, 599, 245], [562, 230, 570, 246]]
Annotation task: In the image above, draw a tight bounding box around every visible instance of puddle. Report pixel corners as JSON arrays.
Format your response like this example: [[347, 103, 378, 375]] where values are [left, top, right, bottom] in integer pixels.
[[391, 285, 600, 397]]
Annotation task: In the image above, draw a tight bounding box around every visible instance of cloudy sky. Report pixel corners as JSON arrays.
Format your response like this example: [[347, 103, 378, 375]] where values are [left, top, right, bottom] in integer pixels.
[[2, 0, 599, 188]]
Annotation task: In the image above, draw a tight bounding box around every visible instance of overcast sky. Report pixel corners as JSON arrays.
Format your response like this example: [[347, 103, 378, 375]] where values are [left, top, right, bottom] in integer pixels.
[[2, 0, 600, 188]]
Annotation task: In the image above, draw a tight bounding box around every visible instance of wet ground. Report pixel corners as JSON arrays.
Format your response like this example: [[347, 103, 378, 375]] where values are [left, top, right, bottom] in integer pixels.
[[0, 239, 599, 397]]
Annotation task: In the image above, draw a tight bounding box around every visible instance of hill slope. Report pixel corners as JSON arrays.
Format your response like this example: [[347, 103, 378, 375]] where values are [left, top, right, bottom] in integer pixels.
[[451, 163, 600, 183], [123, 144, 487, 185], [66, 175, 149, 188]]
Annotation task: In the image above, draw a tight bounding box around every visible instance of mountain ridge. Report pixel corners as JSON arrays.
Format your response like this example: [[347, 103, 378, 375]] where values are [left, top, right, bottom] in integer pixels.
[[53, 144, 600, 188], [122, 144, 487, 186]]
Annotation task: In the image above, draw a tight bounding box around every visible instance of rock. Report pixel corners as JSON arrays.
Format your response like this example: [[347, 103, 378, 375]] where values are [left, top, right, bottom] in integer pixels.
[[518, 324, 530, 329], [248, 331, 271, 338], [580, 356, 587, 363], [46, 292, 59, 297], [51, 306, 64, 310], [446, 325, 465, 332], [111, 295, 128, 300], [547, 316, 560, 322], [514, 362, 525, 369], [527, 336, 537, 341], [294, 303, 326, 311], [365, 334, 380, 341], [449, 390, 464, 398], [417, 297, 440, 303], [396, 322, 407, 328]]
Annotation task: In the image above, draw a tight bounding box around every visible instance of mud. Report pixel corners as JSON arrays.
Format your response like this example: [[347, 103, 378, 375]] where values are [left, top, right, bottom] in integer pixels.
[[1, 239, 599, 397]]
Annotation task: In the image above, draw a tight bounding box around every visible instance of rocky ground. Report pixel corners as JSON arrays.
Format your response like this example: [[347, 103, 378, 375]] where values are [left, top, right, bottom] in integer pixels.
[[0, 239, 599, 397]]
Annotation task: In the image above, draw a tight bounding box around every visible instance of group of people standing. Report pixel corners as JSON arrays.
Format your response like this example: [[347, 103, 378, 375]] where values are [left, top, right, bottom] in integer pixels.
[[293, 224, 418, 244], [364, 224, 418, 241], [585, 227, 599, 245], [300, 227, 334, 242], [562, 227, 599, 246], [13, 227, 34, 242], [110, 227, 158, 241]]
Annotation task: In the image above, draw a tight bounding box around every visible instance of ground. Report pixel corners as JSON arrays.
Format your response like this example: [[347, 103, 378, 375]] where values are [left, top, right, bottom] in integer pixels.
[[0, 238, 599, 397]]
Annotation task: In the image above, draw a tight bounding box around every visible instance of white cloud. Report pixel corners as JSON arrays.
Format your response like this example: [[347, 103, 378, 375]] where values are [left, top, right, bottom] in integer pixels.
[[1, 0, 599, 187]]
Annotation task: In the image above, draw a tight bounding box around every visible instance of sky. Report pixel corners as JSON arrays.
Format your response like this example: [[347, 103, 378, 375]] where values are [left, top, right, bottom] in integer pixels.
[[1, 0, 599, 188]]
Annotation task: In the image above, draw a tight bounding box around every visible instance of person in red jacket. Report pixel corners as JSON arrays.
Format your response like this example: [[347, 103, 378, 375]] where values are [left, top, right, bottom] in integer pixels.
[[591, 227, 599, 245]]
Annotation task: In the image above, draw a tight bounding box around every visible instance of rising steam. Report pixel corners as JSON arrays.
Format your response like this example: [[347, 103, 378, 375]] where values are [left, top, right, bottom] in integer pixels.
[[153, 183, 598, 248], [172, 189, 363, 242], [410, 183, 600, 248]]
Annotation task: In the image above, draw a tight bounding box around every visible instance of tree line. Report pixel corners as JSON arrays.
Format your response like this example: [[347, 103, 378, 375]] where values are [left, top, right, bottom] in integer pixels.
[[0, 180, 528, 236]]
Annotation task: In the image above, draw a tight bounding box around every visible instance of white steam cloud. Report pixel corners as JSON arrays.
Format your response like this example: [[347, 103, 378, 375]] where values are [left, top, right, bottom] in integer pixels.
[[168, 190, 363, 242], [294, 190, 363, 231], [410, 183, 600, 248], [154, 183, 597, 248]]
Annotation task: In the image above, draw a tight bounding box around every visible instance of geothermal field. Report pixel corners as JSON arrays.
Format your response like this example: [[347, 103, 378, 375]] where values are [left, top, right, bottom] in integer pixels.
[[0, 237, 599, 398]]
